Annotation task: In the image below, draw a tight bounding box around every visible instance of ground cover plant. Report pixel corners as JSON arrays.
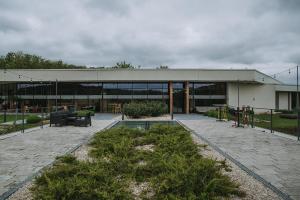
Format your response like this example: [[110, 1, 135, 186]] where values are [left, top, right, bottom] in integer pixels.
[[124, 101, 168, 118], [31, 125, 244, 199]]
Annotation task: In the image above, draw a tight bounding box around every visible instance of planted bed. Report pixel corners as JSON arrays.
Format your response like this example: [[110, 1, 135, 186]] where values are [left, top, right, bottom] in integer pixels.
[[31, 122, 244, 199]]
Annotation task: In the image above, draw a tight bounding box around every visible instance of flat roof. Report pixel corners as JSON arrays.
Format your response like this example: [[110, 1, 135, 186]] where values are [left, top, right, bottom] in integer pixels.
[[0, 68, 281, 84]]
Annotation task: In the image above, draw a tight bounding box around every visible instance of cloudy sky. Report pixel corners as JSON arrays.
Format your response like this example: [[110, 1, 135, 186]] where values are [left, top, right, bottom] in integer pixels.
[[0, 0, 300, 77]]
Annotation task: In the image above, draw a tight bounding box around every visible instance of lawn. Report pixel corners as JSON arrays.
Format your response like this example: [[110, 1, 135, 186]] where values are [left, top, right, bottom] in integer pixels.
[[0, 113, 28, 123], [31, 125, 244, 199], [204, 109, 299, 136], [0, 123, 41, 135], [254, 113, 298, 136]]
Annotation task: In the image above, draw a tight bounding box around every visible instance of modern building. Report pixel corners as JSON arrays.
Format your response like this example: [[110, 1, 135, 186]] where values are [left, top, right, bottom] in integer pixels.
[[0, 68, 298, 113]]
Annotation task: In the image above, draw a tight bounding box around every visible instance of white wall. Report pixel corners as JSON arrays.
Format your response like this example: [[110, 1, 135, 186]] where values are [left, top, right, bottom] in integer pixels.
[[277, 92, 289, 110], [227, 83, 276, 109]]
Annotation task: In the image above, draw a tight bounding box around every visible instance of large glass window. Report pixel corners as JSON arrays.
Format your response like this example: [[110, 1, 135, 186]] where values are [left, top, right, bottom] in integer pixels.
[[117, 83, 132, 95], [103, 83, 118, 95], [2, 81, 169, 112], [189, 82, 226, 110]]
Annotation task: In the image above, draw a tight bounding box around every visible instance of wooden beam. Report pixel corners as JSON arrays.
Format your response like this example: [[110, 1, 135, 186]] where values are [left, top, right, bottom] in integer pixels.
[[185, 81, 189, 114], [169, 81, 173, 114]]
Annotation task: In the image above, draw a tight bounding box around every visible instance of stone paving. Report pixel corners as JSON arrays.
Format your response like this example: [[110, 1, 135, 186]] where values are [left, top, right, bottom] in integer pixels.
[[176, 114, 300, 200], [0, 114, 119, 198]]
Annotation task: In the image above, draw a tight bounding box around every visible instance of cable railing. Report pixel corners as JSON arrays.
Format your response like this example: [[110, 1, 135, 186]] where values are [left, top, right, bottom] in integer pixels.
[[204, 105, 300, 140], [0, 107, 51, 135]]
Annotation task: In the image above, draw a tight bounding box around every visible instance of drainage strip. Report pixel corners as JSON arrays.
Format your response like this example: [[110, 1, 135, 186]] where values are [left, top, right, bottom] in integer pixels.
[[177, 120, 292, 200]]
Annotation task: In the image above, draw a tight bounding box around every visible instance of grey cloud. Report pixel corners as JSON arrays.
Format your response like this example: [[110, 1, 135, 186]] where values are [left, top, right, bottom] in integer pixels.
[[0, 0, 300, 79]]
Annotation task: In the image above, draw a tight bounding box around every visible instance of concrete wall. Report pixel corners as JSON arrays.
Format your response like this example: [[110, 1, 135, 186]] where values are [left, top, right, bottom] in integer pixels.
[[227, 83, 276, 109]]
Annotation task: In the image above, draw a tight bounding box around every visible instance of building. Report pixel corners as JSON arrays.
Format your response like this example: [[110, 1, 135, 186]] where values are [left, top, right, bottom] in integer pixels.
[[0, 68, 298, 113]]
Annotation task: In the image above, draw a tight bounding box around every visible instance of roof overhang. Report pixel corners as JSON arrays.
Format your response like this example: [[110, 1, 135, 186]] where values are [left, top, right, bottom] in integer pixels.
[[0, 68, 281, 84], [275, 84, 299, 92]]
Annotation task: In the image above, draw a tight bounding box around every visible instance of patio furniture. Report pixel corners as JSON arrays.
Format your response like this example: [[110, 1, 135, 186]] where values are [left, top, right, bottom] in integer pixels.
[[50, 111, 92, 127], [50, 111, 69, 126]]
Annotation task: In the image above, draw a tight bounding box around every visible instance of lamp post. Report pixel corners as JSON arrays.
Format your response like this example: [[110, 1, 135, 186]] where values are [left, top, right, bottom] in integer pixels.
[[55, 79, 58, 112], [297, 66, 300, 141], [237, 79, 240, 127]]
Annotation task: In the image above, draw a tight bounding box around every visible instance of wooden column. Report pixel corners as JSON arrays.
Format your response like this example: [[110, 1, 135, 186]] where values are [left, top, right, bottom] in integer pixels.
[[169, 81, 173, 114], [185, 81, 189, 114]]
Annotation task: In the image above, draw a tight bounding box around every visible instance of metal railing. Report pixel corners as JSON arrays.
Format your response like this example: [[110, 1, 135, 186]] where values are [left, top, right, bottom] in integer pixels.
[[211, 105, 300, 140], [0, 107, 51, 134]]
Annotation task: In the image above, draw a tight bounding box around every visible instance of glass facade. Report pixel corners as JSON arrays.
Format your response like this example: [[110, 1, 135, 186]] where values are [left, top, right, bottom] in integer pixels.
[[189, 82, 226, 112], [0, 81, 227, 113]]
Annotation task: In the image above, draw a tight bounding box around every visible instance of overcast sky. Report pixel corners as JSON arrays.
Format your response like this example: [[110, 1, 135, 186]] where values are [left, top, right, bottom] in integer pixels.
[[0, 0, 300, 77]]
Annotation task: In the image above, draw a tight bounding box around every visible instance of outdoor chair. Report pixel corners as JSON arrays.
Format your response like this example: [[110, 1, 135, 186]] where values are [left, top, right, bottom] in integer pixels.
[[50, 111, 70, 126], [50, 111, 91, 127]]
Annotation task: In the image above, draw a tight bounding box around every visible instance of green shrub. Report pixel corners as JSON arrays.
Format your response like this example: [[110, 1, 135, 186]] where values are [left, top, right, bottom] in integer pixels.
[[124, 101, 168, 118], [26, 115, 42, 124], [31, 125, 244, 199], [204, 109, 218, 118], [279, 113, 297, 119], [275, 109, 294, 114], [75, 110, 95, 117]]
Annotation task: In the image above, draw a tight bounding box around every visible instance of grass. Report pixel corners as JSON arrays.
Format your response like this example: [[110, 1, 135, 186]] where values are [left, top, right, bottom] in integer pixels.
[[0, 120, 48, 135], [204, 109, 298, 136], [0, 114, 29, 123], [254, 114, 297, 135], [31, 125, 245, 199]]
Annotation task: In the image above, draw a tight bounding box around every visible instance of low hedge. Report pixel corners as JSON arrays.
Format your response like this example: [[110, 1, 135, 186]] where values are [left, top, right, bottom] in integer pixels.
[[275, 109, 294, 114], [26, 115, 42, 124], [75, 110, 95, 117], [279, 113, 298, 119], [124, 101, 168, 118], [203, 109, 218, 118]]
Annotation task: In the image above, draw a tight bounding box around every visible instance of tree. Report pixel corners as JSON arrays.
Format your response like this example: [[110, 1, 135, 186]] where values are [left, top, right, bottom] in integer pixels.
[[112, 61, 135, 69], [158, 65, 168, 69], [0, 51, 86, 69]]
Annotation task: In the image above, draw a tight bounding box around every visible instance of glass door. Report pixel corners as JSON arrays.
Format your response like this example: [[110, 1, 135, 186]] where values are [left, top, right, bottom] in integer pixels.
[[173, 82, 184, 113]]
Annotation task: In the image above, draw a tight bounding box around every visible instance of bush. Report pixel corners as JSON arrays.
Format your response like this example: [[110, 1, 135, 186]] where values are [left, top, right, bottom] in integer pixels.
[[123, 101, 168, 118], [275, 109, 294, 114], [26, 115, 42, 124], [279, 113, 297, 119], [75, 110, 95, 117], [204, 109, 218, 118]]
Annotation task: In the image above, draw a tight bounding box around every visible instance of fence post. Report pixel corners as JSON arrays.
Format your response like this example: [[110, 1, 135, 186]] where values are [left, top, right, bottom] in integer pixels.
[[171, 111, 174, 120], [41, 108, 44, 129], [218, 106, 222, 121], [270, 109, 273, 133], [237, 107, 240, 127], [122, 107, 124, 121], [22, 108, 25, 133], [251, 107, 254, 128], [297, 109, 300, 141], [3, 107, 7, 123]]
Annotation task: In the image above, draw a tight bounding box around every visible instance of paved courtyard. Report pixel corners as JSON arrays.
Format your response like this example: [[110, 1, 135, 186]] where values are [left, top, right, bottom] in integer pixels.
[[176, 114, 300, 200], [0, 114, 119, 199]]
